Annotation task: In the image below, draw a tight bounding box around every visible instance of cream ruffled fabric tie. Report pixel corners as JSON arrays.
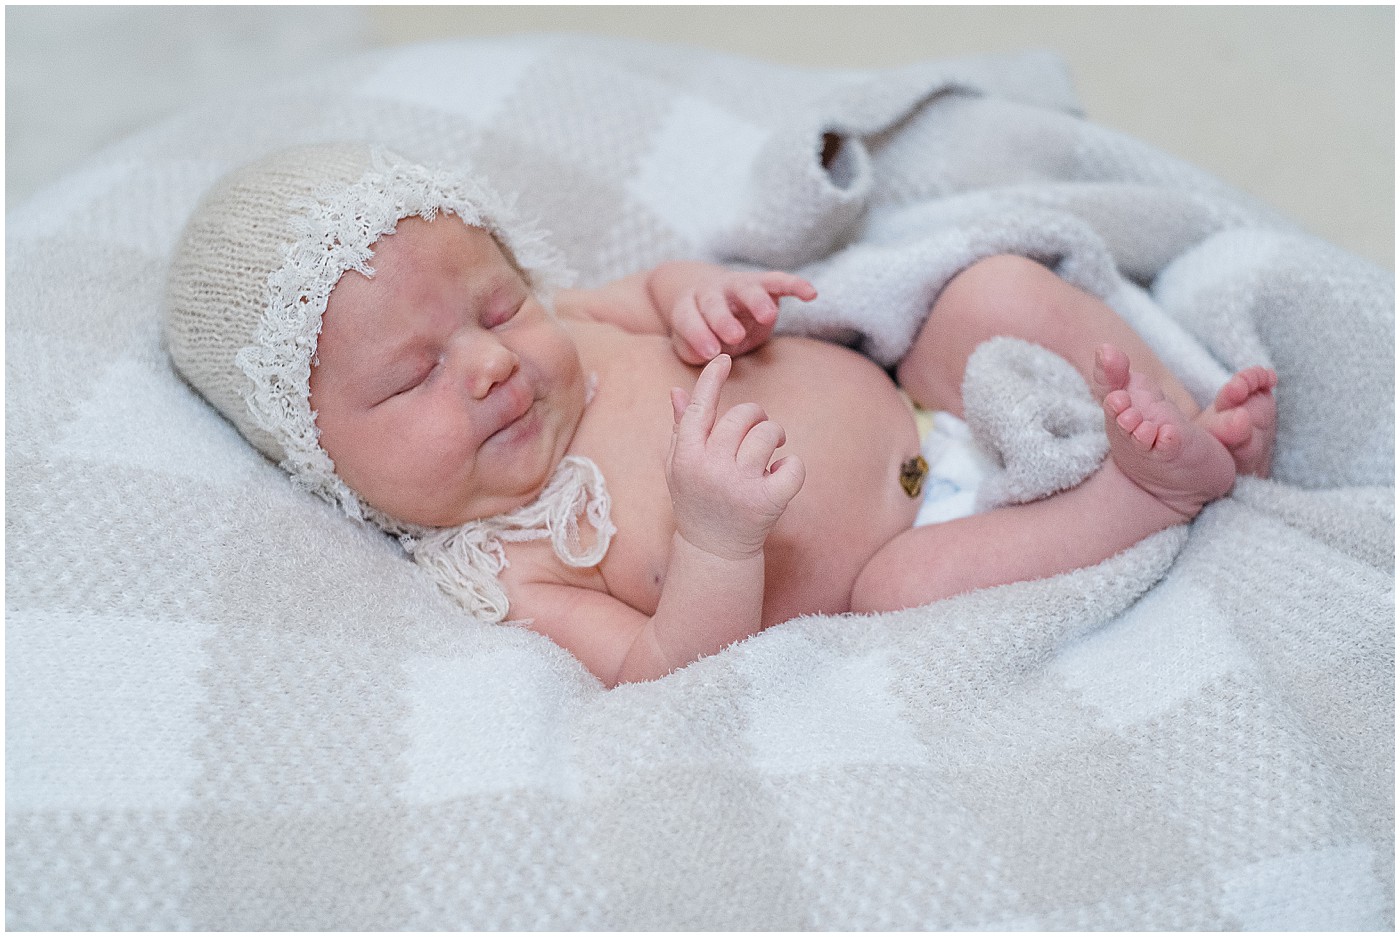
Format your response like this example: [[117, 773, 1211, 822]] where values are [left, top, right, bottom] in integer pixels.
[[401, 455, 616, 623]]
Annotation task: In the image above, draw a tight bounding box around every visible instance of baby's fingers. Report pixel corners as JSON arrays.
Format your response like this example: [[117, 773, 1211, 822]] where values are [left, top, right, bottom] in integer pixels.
[[764, 453, 806, 508], [735, 417, 804, 512], [672, 294, 721, 363], [758, 272, 818, 303], [698, 290, 748, 346], [735, 418, 786, 475], [733, 282, 780, 325], [728, 273, 815, 329], [676, 353, 731, 446]]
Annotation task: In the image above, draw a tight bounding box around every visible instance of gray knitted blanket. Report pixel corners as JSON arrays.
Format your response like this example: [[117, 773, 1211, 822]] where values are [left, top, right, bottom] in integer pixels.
[[7, 36, 1392, 929]]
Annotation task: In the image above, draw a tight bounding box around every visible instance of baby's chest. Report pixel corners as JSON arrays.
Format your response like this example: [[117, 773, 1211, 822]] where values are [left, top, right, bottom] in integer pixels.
[[569, 394, 680, 616]]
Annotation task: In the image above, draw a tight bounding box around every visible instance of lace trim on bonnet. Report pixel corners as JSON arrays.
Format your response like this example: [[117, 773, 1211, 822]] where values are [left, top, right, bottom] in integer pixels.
[[233, 147, 614, 623]]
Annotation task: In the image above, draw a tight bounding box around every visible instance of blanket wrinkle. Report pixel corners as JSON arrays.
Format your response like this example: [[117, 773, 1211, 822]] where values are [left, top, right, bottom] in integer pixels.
[[710, 51, 1080, 269], [5, 35, 1391, 930], [959, 336, 1109, 510]]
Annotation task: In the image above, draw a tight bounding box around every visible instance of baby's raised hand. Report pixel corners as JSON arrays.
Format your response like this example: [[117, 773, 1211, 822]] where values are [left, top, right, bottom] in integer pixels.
[[667, 354, 806, 559], [670, 270, 817, 365]]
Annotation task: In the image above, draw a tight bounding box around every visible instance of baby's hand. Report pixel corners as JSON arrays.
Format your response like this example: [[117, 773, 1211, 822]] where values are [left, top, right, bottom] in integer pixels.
[[669, 270, 816, 365], [667, 354, 806, 559]]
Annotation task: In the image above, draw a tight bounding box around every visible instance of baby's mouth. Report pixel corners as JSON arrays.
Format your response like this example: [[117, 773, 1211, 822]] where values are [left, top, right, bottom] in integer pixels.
[[486, 381, 538, 444]]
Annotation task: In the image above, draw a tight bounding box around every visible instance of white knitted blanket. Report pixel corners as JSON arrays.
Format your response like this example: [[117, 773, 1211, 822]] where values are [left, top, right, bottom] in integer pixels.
[[7, 36, 1392, 929]]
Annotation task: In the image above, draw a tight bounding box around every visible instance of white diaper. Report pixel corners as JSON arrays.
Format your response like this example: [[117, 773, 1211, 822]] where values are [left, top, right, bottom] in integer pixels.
[[912, 410, 999, 527]]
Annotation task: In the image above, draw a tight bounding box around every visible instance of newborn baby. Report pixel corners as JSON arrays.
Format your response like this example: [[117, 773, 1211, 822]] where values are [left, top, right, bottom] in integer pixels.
[[166, 144, 1277, 687]]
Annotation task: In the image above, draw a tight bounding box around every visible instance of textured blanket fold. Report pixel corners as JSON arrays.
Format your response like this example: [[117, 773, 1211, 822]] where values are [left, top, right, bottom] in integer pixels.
[[7, 35, 1392, 929], [961, 337, 1109, 510]]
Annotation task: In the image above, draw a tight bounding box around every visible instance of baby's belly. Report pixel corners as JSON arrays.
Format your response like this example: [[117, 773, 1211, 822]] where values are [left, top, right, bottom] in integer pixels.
[[573, 328, 922, 623], [734, 338, 923, 623]]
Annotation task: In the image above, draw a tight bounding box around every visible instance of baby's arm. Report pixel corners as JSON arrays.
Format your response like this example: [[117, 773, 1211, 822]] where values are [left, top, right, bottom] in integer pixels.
[[558, 262, 816, 364], [510, 534, 767, 687], [507, 355, 804, 686]]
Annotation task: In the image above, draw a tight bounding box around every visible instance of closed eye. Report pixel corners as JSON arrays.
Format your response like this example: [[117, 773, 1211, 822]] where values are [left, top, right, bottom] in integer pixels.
[[482, 283, 528, 329], [493, 301, 523, 328], [377, 359, 438, 405]]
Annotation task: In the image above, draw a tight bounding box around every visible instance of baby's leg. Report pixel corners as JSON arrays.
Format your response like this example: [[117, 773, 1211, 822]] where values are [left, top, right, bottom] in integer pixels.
[[897, 254, 1202, 418], [851, 345, 1235, 613], [897, 254, 1278, 477]]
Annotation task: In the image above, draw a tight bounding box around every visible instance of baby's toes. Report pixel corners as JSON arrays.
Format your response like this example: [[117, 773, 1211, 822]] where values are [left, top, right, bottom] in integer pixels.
[[1110, 400, 1145, 436], [1153, 423, 1184, 459], [1214, 366, 1276, 410], [1093, 344, 1131, 397], [1103, 388, 1133, 420], [1129, 416, 1160, 449], [1212, 407, 1252, 449], [1112, 404, 1160, 449], [1214, 373, 1251, 411], [1241, 365, 1277, 394]]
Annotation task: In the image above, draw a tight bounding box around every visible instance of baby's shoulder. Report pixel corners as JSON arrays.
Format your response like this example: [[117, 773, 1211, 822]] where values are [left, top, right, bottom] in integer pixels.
[[497, 539, 613, 623], [496, 537, 651, 683], [500, 538, 596, 587]]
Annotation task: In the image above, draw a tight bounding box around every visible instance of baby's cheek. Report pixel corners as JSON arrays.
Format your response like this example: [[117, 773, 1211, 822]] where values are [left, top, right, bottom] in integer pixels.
[[539, 330, 586, 392], [345, 407, 428, 485], [414, 418, 478, 482]]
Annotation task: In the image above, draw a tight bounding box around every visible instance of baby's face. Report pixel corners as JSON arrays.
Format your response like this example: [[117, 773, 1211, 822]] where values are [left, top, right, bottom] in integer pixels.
[[309, 214, 586, 527]]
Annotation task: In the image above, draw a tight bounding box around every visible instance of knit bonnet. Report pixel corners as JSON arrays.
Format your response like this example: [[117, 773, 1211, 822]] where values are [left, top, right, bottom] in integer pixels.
[[164, 142, 615, 621]]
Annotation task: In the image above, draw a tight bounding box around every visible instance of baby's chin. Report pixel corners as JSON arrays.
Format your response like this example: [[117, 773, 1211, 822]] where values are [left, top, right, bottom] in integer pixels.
[[381, 449, 574, 530], [372, 493, 524, 531]]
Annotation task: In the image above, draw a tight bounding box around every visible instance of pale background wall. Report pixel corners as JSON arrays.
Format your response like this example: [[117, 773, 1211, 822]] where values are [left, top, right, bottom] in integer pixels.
[[7, 5, 1393, 268]]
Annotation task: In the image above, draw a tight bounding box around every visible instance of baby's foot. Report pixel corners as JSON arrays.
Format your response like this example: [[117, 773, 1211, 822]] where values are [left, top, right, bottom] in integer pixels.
[[1092, 344, 1237, 520], [1196, 366, 1278, 478]]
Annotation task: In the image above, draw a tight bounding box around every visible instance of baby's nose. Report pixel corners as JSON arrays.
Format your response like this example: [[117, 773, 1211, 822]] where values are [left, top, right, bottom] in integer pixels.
[[468, 340, 519, 398]]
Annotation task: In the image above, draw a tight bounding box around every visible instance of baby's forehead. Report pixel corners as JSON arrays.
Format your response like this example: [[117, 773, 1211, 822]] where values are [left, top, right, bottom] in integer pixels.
[[325, 215, 527, 323], [344, 212, 530, 291]]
